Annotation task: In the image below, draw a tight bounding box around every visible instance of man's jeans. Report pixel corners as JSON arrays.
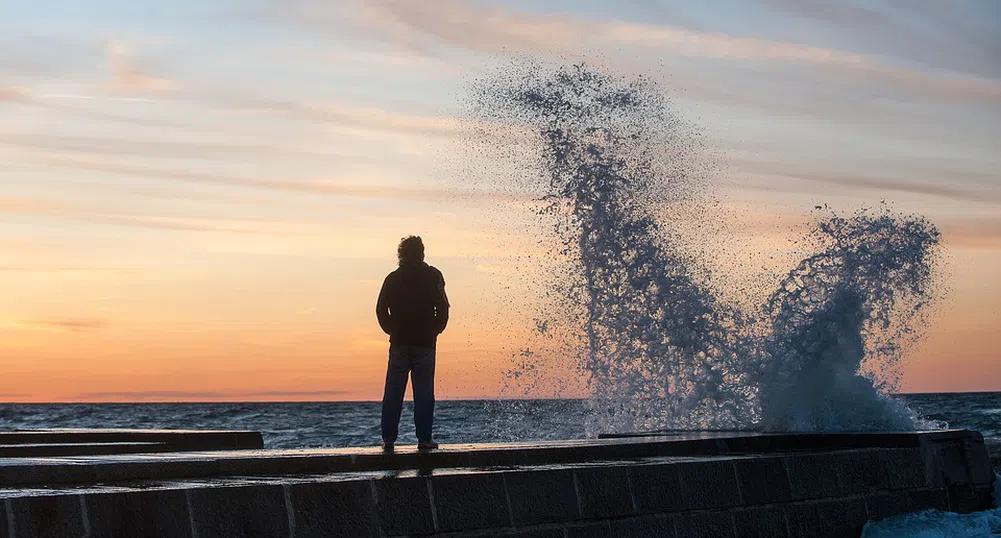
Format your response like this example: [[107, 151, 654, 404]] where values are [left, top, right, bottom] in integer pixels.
[[381, 345, 436, 444]]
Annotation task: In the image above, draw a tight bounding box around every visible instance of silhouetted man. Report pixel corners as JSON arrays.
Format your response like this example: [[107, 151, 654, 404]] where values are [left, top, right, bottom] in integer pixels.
[[377, 236, 449, 450]]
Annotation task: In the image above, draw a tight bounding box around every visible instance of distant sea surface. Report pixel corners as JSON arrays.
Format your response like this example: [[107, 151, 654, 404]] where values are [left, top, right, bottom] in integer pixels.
[[1, 393, 998, 456]]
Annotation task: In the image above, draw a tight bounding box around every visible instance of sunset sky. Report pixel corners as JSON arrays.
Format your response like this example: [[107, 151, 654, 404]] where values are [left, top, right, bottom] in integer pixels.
[[1, 0, 999, 402]]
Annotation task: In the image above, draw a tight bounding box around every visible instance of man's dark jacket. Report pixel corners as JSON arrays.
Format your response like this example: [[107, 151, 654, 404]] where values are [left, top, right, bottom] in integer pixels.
[[376, 262, 449, 347]]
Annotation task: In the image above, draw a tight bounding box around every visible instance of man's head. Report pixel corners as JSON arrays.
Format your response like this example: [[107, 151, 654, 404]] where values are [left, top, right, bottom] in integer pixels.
[[397, 235, 425, 266]]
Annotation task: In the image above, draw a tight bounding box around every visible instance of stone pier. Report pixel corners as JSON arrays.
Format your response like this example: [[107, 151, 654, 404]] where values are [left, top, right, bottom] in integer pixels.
[[0, 430, 993, 538]]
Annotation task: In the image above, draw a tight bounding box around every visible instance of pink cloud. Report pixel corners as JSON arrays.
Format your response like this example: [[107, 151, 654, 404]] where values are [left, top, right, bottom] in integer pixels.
[[0, 85, 31, 102], [104, 41, 178, 93]]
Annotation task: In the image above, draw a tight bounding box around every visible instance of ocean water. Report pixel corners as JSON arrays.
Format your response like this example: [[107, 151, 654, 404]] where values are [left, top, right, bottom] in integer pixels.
[[2, 395, 999, 537], [0, 393, 996, 452], [0, 399, 587, 449]]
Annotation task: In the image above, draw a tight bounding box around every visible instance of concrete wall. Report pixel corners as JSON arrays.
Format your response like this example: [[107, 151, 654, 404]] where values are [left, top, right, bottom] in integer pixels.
[[0, 432, 993, 538]]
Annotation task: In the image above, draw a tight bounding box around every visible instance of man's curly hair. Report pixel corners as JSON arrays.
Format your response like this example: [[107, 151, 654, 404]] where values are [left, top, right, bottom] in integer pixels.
[[397, 235, 425, 266]]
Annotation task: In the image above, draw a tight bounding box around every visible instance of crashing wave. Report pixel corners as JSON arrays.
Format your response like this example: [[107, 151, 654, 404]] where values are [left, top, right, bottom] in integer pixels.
[[468, 63, 942, 435]]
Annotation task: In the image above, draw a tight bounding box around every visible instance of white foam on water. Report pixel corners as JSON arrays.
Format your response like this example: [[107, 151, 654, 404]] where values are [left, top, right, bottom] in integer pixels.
[[467, 63, 943, 435], [861, 474, 1001, 537], [862, 511, 1001, 538]]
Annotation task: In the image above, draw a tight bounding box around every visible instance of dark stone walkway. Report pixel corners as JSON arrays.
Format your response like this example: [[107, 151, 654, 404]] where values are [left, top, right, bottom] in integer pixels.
[[0, 430, 993, 538]]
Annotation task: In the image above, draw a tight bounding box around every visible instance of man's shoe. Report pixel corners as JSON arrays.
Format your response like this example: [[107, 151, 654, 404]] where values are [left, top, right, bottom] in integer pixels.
[[417, 441, 439, 450], [381, 442, 395, 452]]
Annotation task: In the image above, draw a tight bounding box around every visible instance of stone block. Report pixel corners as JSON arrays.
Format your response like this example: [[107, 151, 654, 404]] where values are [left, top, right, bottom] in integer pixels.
[[784, 502, 822, 538], [907, 488, 949, 511], [0, 501, 8, 538], [735, 457, 792, 505], [986, 439, 1001, 474], [565, 521, 611, 538], [7, 494, 85, 538], [0, 442, 177, 458], [877, 448, 928, 490], [0, 465, 68, 488], [925, 440, 971, 487], [865, 491, 913, 522], [948, 484, 994, 513], [732, 506, 789, 538], [373, 476, 435, 536], [675, 510, 735, 538], [452, 524, 568, 532], [505, 469, 579, 525], [964, 439, 995, 485], [677, 460, 741, 510], [497, 529, 564, 538], [836, 450, 885, 494], [573, 466, 635, 519], [287, 480, 380, 538], [628, 463, 687, 514], [189, 484, 291, 538], [0, 430, 263, 456], [86, 490, 193, 538], [431, 472, 511, 532], [608, 515, 677, 538], [815, 498, 868, 538], [786, 453, 841, 500]]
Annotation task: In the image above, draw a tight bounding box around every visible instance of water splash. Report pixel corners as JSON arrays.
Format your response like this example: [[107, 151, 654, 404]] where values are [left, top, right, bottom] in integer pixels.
[[468, 63, 942, 434], [757, 208, 942, 431]]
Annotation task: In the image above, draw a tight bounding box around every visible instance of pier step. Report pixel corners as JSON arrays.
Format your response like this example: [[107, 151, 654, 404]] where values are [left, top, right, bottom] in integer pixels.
[[0, 430, 263, 458]]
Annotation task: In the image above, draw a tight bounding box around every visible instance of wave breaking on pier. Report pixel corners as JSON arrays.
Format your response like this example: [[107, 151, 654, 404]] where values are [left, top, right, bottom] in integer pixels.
[[467, 63, 942, 435]]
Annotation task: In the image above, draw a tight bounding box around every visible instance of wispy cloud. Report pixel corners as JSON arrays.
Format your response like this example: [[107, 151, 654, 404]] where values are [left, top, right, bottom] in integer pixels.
[[732, 158, 1001, 205], [77, 390, 229, 399], [0, 133, 361, 163], [599, 21, 869, 66], [19, 318, 108, 332], [0, 193, 307, 235], [0, 196, 76, 217], [75, 389, 351, 400], [330, 0, 1000, 104], [940, 216, 1001, 250], [803, 175, 1001, 205], [32, 153, 531, 204], [764, 0, 1001, 80], [90, 214, 298, 235], [763, 0, 890, 27], [0, 265, 137, 274], [209, 93, 465, 138], [240, 389, 351, 398], [274, 45, 461, 75], [345, 0, 580, 56]]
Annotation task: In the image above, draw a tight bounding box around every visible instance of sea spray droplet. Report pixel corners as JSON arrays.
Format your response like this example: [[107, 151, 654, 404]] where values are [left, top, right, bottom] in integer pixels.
[[466, 62, 942, 435]]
